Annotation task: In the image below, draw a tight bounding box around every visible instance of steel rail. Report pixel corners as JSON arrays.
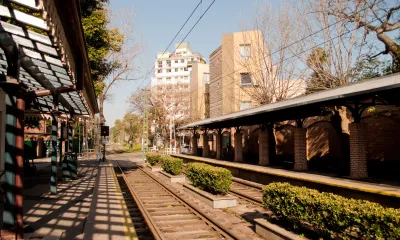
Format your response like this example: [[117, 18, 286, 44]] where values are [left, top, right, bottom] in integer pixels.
[[115, 161, 165, 240], [139, 167, 239, 240], [229, 178, 264, 206], [229, 189, 263, 207]]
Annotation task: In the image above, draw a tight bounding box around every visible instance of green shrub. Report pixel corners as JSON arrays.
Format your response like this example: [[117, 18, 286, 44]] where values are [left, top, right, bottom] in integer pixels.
[[145, 152, 161, 166], [186, 162, 232, 195], [161, 156, 183, 175], [263, 182, 400, 239]]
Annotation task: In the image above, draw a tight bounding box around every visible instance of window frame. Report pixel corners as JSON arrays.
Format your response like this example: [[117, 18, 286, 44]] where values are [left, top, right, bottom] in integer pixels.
[[203, 73, 210, 84], [239, 44, 251, 59], [240, 101, 252, 110], [240, 73, 252, 86]]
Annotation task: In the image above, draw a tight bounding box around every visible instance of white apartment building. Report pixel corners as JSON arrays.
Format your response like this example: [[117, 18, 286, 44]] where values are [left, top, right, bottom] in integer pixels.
[[151, 43, 206, 119]]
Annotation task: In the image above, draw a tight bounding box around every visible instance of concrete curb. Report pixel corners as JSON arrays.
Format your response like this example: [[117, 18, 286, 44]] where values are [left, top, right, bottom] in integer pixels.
[[183, 183, 237, 208]]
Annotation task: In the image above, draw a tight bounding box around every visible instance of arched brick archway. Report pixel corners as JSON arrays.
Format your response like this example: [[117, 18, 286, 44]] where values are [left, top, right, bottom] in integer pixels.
[[220, 129, 233, 161], [306, 120, 341, 172], [361, 115, 400, 179], [246, 127, 261, 164], [275, 125, 295, 154]]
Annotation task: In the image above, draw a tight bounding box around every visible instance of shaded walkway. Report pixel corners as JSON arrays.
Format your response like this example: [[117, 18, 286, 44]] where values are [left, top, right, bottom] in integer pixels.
[[0, 158, 137, 239]]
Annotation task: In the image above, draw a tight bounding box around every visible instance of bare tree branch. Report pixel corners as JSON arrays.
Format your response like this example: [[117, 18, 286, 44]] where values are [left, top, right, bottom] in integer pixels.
[[99, 6, 144, 123]]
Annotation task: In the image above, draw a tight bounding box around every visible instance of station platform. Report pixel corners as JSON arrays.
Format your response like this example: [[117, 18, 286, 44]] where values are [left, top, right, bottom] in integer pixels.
[[8, 158, 137, 240], [172, 154, 400, 208]]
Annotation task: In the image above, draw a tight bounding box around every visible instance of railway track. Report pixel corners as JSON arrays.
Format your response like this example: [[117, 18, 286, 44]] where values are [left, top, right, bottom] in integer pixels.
[[114, 161, 237, 240], [229, 178, 264, 207]]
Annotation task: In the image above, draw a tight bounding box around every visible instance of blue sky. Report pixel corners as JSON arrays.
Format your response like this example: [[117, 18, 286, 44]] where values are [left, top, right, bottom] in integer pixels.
[[104, 0, 260, 126]]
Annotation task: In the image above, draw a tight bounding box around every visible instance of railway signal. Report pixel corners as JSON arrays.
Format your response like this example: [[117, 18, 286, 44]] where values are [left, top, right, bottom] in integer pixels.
[[101, 125, 109, 137]]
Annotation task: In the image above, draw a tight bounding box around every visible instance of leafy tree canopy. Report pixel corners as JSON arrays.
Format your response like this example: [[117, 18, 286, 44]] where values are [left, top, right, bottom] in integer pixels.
[[80, 0, 123, 96]]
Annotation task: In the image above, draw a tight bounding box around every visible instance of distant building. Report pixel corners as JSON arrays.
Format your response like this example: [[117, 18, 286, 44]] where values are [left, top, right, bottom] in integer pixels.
[[209, 30, 305, 117], [151, 43, 206, 120], [190, 63, 210, 121]]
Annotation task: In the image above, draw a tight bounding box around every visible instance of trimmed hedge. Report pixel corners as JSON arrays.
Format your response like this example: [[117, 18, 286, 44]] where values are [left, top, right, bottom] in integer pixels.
[[263, 182, 400, 239], [186, 162, 232, 195], [161, 156, 183, 175], [145, 152, 161, 166]]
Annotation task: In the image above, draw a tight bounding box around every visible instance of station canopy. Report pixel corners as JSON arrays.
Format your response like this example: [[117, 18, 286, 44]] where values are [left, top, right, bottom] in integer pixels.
[[0, 0, 96, 116], [179, 73, 400, 130]]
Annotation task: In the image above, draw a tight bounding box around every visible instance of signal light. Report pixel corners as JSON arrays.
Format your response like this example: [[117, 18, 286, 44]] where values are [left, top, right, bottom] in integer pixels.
[[101, 125, 109, 136]]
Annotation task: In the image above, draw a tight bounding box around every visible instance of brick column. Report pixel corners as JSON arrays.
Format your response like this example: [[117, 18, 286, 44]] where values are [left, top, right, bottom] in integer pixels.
[[191, 136, 198, 156], [234, 132, 243, 162], [259, 129, 269, 166], [202, 132, 209, 158], [216, 132, 222, 159], [294, 128, 308, 171], [349, 123, 368, 179]]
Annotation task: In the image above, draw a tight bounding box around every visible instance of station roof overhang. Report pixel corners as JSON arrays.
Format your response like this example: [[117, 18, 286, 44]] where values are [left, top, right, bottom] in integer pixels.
[[0, 0, 98, 117], [178, 73, 400, 130]]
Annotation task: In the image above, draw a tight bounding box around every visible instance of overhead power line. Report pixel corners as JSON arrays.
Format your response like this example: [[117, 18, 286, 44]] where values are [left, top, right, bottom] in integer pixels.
[[177, 2, 383, 100], [137, 0, 212, 90]]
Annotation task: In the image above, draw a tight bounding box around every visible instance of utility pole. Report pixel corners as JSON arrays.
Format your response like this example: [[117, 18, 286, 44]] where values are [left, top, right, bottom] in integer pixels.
[[142, 89, 149, 159], [169, 116, 172, 153], [173, 117, 176, 150]]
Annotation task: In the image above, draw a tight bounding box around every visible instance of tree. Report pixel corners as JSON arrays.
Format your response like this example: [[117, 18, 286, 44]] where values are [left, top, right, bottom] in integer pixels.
[[81, 1, 142, 124], [237, 1, 309, 161], [97, 10, 143, 124], [353, 35, 400, 80], [81, 0, 123, 86], [122, 113, 141, 144], [128, 85, 190, 147], [111, 119, 123, 143], [324, 0, 400, 72], [296, 0, 383, 174], [238, 1, 307, 105], [110, 114, 141, 146]]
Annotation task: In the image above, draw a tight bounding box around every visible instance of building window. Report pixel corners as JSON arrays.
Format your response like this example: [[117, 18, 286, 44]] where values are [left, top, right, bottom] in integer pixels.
[[240, 102, 252, 110], [240, 73, 252, 85], [167, 60, 171, 67], [175, 60, 178, 63], [175, 68, 178, 72], [240, 44, 251, 59], [157, 69, 162, 73], [203, 73, 210, 84], [180, 59, 184, 63], [184, 67, 188, 71], [158, 61, 162, 68], [184, 76, 188, 80], [158, 78, 162, 81], [167, 69, 171, 73], [167, 77, 171, 81]]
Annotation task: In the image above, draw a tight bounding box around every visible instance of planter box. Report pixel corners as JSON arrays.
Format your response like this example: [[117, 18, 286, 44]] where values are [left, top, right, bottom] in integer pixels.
[[147, 165, 162, 172], [254, 218, 303, 240], [160, 171, 185, 183], [183, 183, 237, 208]]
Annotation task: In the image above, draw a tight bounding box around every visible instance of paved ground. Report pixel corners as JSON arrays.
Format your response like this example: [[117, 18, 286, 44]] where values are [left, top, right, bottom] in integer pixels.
[[13, 157, 139, 240]]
